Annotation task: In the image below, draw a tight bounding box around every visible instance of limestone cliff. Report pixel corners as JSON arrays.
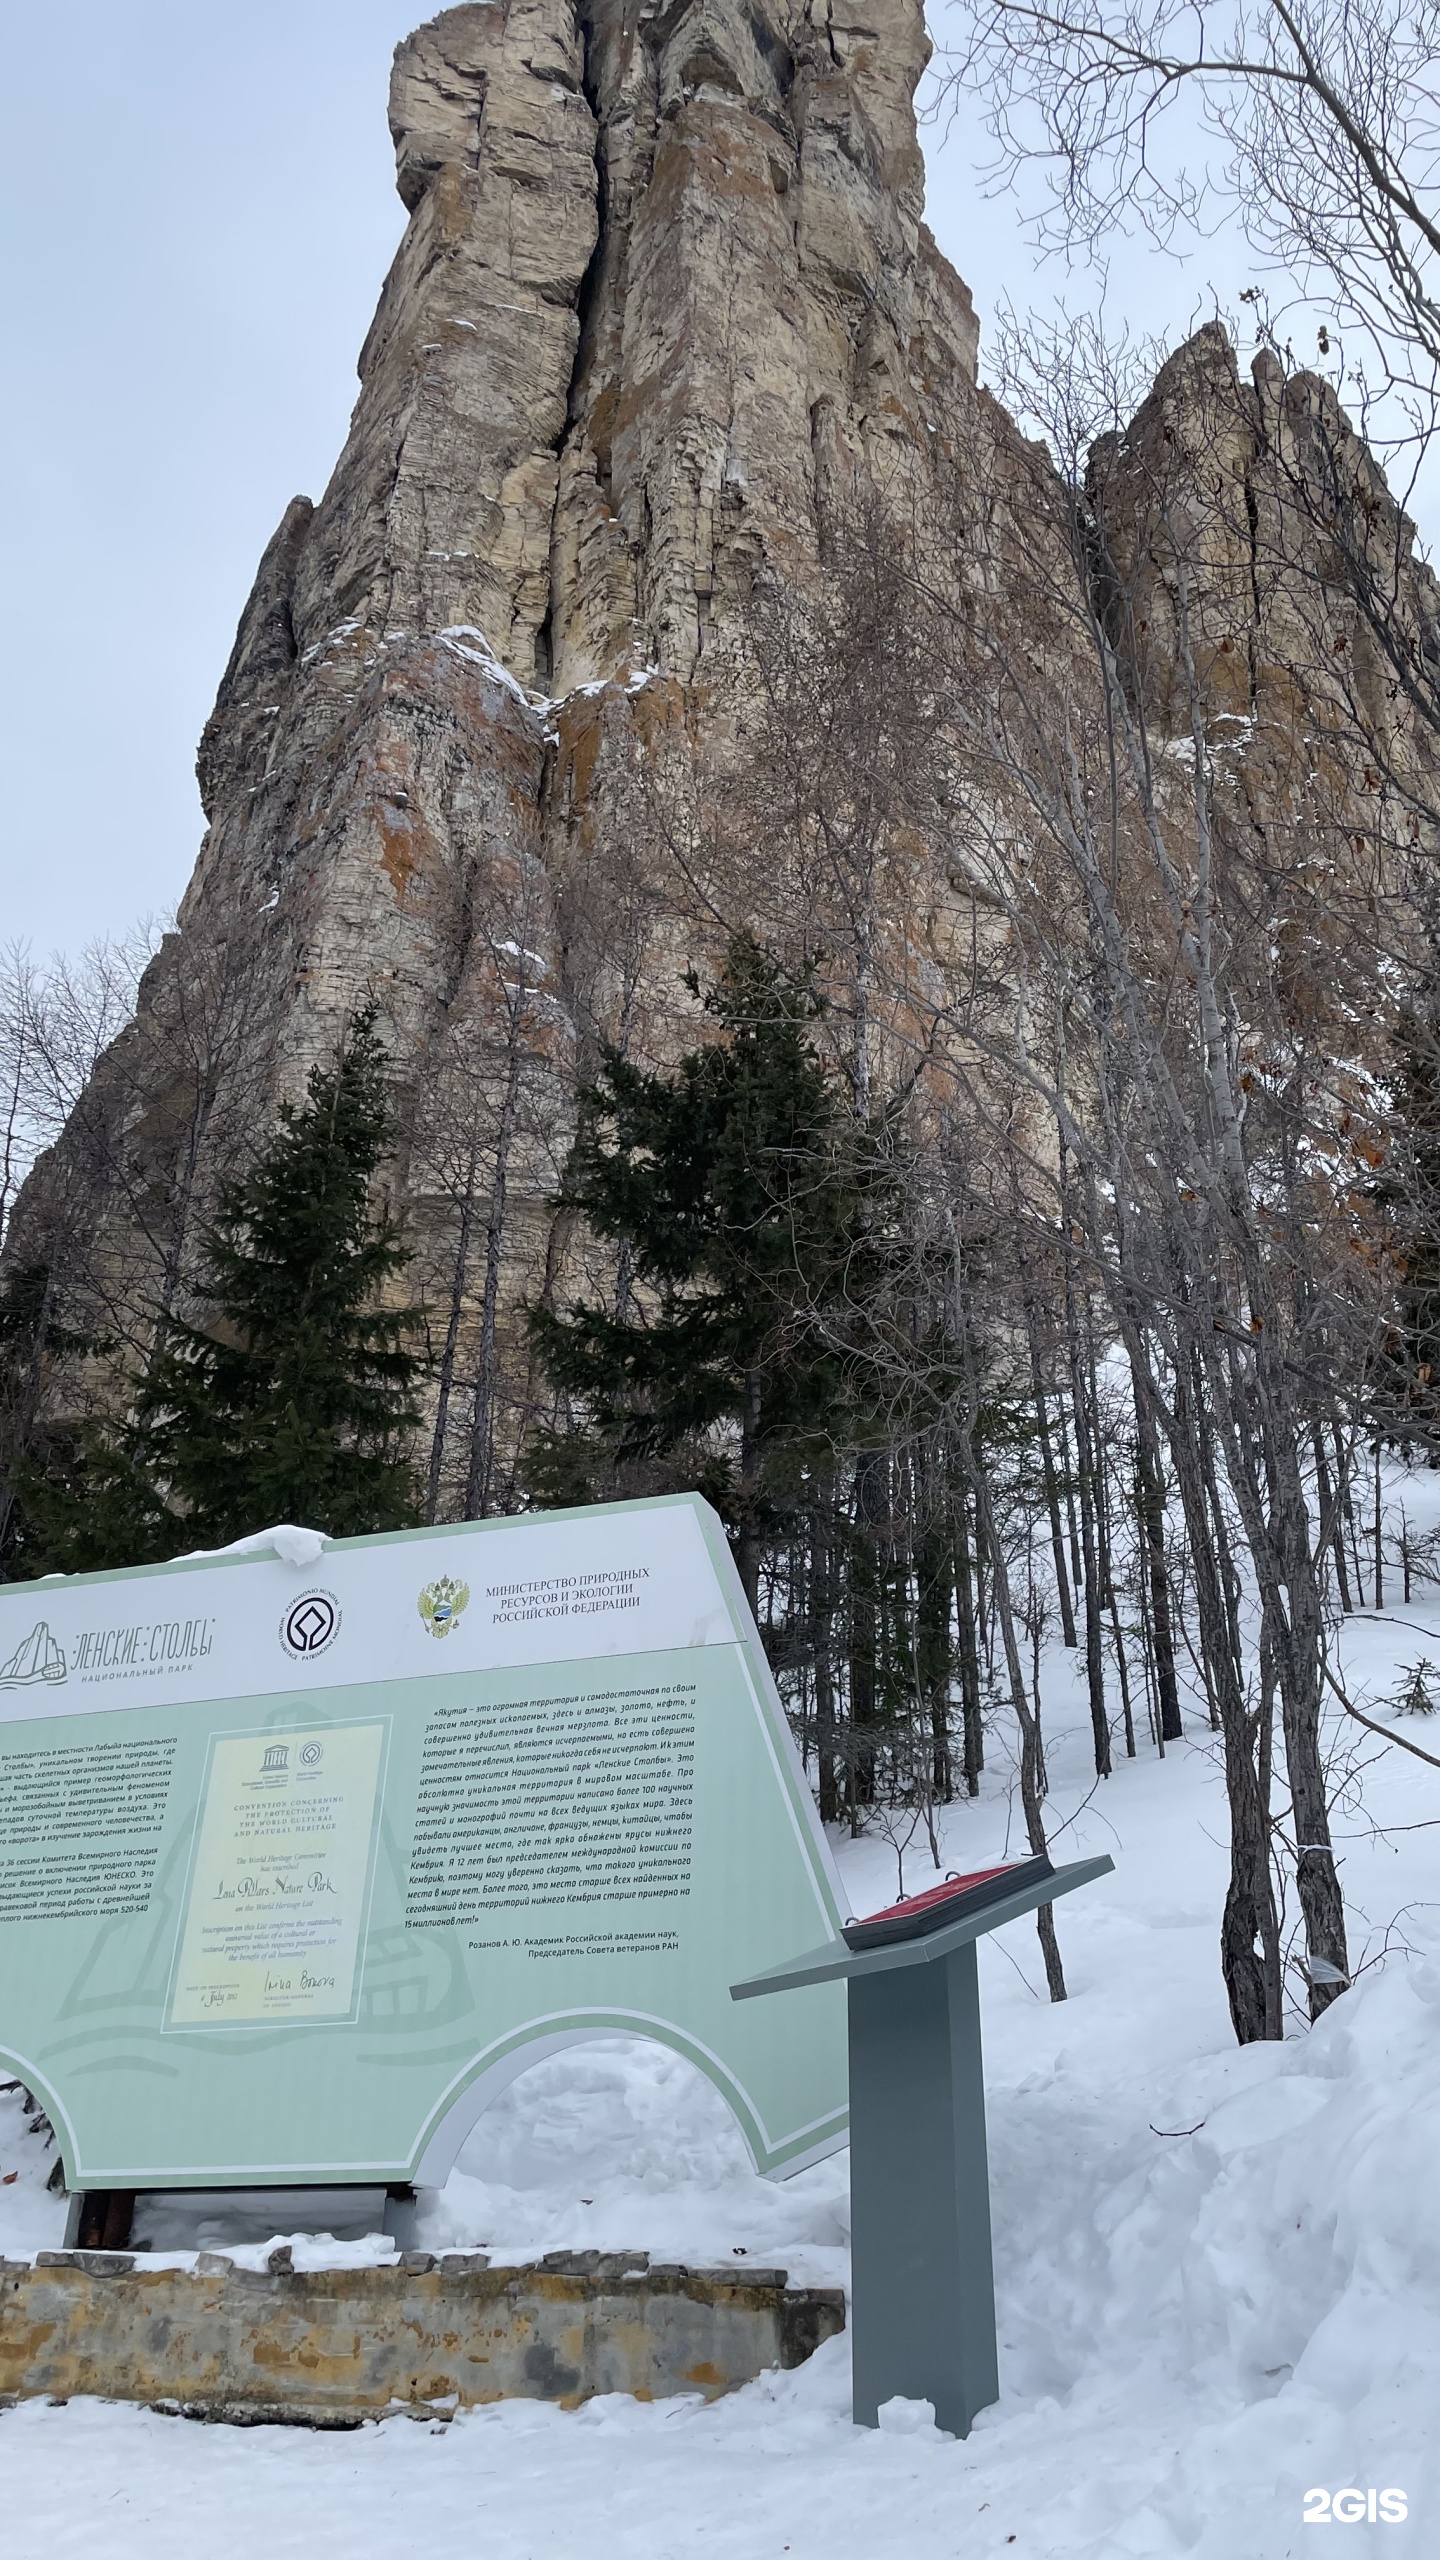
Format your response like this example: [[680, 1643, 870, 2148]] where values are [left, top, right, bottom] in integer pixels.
[[12, 0, 983, 1504], [10, 2, 1433, 1515]]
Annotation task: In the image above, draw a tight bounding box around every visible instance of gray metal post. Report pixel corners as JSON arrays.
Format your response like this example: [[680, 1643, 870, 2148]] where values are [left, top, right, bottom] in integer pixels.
[[848, 1940, 997, 2436], [729, 1852, 1113, 2434]]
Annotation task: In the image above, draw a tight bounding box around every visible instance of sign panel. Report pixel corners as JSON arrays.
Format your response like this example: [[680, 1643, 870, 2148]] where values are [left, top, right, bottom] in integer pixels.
[[0, 1497, 847, 2186]]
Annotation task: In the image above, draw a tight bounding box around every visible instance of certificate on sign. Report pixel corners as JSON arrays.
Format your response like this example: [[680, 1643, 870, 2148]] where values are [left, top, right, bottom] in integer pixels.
[[166, 1720, 387, 2028]]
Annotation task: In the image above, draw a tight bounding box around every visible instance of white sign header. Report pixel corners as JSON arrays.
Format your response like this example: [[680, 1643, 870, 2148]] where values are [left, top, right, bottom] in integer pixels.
[[0, 1505, 734, 1725]]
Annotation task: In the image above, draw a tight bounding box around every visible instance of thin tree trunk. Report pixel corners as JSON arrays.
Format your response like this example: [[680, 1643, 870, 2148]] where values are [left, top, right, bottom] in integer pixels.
[[812, 1505, 840, 1828], [464, 1028, 525, 1518], [1054, 1395, 1085, 1595], [1014, 1199, 1078, 1647], [1373, 1440, 1384, 1610], [917, 1477, 955, 1803], [1170, 1351, 1281, 2041], [953, 1480, 984, 1795], [1108, 1583, 1138, 1758], [848, 1453, 884, 1833], [1063, 1247, 1111, 1775], [735, 1365, 764, 1622], [1209, 1331, 1350, 2020], [1133, 1360, 1184, 1741], [971, 1463, 1067, 2001], [1313, 1423, 1353, 1612], [426, 1164, 478, 1520]]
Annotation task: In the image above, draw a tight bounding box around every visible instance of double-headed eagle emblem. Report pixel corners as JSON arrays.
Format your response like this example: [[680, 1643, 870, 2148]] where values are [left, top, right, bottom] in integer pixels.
[[418, 1575, 470, 1639]]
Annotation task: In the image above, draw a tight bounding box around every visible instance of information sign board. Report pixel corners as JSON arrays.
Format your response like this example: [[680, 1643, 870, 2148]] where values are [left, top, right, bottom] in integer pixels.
[[0, 1496, 848, 2188]]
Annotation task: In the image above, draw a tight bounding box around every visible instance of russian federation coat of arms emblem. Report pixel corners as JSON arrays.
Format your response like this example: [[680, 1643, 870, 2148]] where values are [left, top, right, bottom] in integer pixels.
[[418, 1576, 470, 1639]]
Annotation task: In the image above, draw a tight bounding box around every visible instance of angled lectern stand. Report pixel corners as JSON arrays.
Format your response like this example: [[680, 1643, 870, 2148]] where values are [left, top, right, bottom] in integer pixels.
[[731, 1853, 1113, 2436]]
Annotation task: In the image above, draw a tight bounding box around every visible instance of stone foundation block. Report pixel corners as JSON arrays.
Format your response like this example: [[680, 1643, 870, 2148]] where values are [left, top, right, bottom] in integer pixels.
[[0, 2248, 844, 2425]]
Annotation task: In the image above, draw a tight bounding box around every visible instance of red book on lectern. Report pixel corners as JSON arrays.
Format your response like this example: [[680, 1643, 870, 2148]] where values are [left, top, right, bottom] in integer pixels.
[[841, 1853, 1055, 1950]]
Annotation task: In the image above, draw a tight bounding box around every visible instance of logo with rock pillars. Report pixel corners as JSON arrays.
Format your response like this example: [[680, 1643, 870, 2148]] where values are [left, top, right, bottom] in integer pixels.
[[279, 1590, 340, 1661], [417, 1576, 469, 1640], [0, 1621, 68, 1689]]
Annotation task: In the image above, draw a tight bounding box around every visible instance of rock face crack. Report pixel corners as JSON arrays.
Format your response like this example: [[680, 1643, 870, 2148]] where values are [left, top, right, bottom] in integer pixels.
[[564, 1, 611, 438]]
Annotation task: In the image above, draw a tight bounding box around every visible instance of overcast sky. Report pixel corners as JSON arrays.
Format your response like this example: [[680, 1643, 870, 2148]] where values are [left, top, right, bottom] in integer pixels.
[[1, 1, 1279, 962]]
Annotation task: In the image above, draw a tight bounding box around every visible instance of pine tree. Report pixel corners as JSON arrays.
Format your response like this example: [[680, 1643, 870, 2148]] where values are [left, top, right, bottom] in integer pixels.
[[0, 1263, 97, 1576], [1376, 986, 1440, 1443], [31, 1013, 420, 1568], [1391, 1655, 1440, 1716], [528, 938, 897, 1612]]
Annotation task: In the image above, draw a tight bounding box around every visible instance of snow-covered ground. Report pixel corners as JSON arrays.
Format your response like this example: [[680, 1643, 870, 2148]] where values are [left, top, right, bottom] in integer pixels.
[[5, 1490, 1440, 2554]]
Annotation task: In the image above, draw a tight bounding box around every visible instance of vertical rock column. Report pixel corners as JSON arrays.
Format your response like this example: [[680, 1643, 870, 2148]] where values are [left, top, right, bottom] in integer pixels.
[[182, 0, 602, 1103]]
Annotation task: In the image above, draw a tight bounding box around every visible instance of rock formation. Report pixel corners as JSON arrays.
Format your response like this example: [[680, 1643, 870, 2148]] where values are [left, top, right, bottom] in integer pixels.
[[10, 1, 1435, 1516]]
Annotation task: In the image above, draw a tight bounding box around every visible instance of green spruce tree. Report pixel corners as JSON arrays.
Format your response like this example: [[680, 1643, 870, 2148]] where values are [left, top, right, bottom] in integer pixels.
[[31, 1012, 420, 1569], [0, 1262, 97, 1577], [1376, 984, 1440, 1444], [528, 938, 897, 1612]]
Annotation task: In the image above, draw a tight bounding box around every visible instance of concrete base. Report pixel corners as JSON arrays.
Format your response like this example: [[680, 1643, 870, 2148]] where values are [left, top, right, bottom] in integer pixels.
[[0, 2249, 844, 2425]]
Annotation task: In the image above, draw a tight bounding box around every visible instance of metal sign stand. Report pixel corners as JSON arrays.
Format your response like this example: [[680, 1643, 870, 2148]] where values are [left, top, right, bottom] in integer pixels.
[[731, 1855, 1113, 2437]]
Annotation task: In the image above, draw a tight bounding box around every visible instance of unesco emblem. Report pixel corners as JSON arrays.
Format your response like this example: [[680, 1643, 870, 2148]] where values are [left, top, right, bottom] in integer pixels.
[[279, 1589, 340, 1660], [418, 1576, 469, 1640]]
